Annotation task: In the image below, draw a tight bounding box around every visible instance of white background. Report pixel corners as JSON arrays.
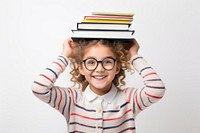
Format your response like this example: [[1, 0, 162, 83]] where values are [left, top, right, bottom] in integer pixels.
[[1, 0, 200, 133]]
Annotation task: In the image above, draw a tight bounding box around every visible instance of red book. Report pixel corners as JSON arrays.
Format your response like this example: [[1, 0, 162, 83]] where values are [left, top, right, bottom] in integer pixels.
[[84, 15, 133, 21]]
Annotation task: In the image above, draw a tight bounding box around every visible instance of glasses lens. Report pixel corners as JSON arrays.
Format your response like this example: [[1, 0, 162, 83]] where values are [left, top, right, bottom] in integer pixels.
[[102, 58, 115, 70], [85, 58, 97, 70]]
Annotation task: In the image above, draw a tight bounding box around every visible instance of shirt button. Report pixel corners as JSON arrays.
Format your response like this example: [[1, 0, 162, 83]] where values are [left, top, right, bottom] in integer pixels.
[[97, 109, 102, 113], [95, 126, 102, 133]]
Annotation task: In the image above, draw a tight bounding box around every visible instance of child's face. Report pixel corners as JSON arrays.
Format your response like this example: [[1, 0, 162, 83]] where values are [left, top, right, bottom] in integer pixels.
[[79, 43, 120, 95]]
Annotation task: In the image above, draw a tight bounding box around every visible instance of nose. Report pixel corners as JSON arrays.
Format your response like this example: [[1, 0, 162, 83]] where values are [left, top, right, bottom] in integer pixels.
[[95, 62, 104, 71]]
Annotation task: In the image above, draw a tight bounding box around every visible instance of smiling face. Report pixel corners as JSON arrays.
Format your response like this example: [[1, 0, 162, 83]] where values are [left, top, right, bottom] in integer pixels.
[[79, 43, 120, 95]]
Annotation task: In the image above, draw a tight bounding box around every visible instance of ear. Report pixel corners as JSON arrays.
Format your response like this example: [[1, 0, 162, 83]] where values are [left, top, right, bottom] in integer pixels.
[[79, 65, 85, 76]]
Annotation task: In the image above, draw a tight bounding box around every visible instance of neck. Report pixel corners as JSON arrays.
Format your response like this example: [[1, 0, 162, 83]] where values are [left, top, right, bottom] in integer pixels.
[[89, 84, 112, 96]]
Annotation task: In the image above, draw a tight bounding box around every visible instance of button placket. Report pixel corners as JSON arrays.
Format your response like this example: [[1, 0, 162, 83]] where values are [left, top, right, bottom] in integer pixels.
[[95, 100, 103, 133]]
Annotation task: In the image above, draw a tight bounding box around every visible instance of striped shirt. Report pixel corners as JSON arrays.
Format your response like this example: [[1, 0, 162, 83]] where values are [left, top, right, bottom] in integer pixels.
[[32, 54, 165, 133]]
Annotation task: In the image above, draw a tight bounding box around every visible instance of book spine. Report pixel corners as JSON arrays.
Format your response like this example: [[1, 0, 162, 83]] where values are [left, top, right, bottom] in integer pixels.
[[72, 29, 135, 33], [77, 22, 131, 25], [84, 15, 133, 20], [82, 19, 132, 24]]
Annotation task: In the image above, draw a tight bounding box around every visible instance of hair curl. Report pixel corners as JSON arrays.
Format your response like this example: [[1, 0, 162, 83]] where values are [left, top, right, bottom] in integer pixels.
[[69, 39, 133, 91]]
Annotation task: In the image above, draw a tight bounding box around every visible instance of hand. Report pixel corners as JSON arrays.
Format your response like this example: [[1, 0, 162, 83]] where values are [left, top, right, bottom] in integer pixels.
[[128, 38, 140, 60], [62, 38, 77, 58]]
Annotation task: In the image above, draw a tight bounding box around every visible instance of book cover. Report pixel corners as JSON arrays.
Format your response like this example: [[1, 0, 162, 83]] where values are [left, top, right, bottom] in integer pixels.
[[84, 15, 133, 21], [82, 19, 132, 24], [71, 29, 135, 40], [92, 11, 134, 17], [77, 22, 131, 30]]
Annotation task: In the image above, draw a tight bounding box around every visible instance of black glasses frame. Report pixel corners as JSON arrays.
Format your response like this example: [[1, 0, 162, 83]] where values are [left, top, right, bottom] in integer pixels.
[[82, 57, 117, 71]]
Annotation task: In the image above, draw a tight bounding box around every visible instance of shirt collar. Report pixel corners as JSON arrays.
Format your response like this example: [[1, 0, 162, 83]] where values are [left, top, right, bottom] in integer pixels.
[[84, 84, 118, 104]]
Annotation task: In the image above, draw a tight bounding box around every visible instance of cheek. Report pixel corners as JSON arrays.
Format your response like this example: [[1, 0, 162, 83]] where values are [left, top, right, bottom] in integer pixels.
[[80, 67, 91, 77], [84, 70, 91, 76], [83, 72, 93, 83]]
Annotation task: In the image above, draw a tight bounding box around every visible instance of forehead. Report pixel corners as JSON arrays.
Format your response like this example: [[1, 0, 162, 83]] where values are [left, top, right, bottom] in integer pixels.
[[83, 44, 115, 59]]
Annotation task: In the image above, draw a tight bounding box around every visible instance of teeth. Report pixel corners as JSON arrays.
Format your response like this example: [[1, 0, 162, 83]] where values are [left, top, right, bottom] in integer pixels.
[[93, 76, 106, 79]]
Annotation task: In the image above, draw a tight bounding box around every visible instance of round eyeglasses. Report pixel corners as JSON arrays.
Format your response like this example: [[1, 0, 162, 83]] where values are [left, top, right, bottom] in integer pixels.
[[82, 57, 117, 71]]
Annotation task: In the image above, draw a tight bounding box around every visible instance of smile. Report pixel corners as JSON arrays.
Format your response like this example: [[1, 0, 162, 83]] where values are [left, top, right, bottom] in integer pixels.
[[92, 75, 107, 80]]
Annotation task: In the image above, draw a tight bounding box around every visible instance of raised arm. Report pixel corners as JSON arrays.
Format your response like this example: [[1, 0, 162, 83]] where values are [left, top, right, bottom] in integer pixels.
[[31, 38, 76, 118], [128, 39, 166, 115]]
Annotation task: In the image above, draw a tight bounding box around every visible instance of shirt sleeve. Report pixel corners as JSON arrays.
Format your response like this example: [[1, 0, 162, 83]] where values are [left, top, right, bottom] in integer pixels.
[[130, 54, 166, 115], [31, 55, 71, 120]]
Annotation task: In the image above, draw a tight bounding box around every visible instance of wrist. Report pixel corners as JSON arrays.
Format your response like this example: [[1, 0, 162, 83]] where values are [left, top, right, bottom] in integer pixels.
[[130, 54, 140, 61], [58, 54, 70, 66], [61, 51, 71, 58], [130, 54, 143, 65]]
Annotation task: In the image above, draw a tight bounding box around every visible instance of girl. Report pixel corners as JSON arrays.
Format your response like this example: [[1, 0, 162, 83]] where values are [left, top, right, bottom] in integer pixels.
[[32, 38, 165, 133]]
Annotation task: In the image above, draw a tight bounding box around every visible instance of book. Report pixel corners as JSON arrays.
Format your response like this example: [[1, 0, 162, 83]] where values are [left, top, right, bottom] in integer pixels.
[[82, 19, 132, 24], [71, 29, 135, 40], [84, 15, 133, 21], [92, 11, 134, 17], [77, 22, 131, 30], [71, 11, 135, 41]]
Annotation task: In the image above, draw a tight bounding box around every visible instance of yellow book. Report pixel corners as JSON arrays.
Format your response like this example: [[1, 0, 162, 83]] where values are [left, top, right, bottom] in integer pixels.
[[82, 19, 132, 24]]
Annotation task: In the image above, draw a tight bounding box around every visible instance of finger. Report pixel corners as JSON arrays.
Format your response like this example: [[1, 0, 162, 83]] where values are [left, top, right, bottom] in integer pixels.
[[68, 38, 77, 48], [131, 38, 137, 45]]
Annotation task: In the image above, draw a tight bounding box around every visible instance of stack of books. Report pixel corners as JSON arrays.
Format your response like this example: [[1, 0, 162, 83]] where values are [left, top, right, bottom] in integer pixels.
[[71, 11, 135, 41]]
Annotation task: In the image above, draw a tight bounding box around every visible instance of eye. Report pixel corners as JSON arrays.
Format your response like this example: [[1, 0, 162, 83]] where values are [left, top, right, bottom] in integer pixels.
[[103, 59, 113, 65], [86, 59, 96, 65]]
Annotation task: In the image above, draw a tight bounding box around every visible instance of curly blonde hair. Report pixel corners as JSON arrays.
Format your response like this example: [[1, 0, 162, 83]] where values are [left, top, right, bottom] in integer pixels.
[[69, 39, 133, 91]]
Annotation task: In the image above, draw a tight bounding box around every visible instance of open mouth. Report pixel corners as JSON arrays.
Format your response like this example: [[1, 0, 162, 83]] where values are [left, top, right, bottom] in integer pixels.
[[92, 75, 107, 80]]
